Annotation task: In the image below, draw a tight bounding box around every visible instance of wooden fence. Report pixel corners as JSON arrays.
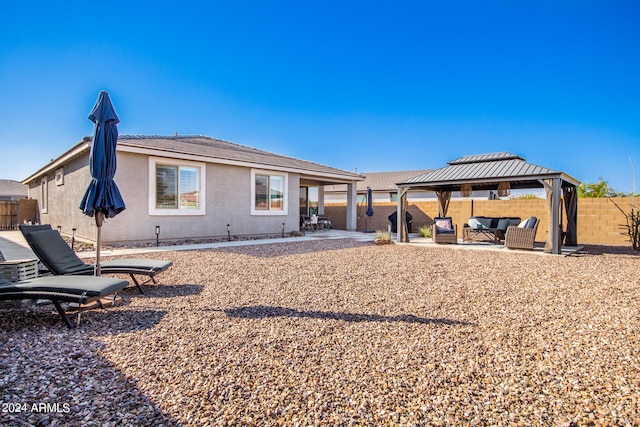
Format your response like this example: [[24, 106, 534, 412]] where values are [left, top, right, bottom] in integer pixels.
[[0, 199, 39, 230]]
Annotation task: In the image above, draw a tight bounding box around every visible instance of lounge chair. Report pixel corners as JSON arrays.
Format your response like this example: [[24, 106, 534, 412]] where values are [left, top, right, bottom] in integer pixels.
[[0, 273, 128, 328], [19, 226, 172, 294], [432, 217, 458, 244], [504, 217, 539, 250]]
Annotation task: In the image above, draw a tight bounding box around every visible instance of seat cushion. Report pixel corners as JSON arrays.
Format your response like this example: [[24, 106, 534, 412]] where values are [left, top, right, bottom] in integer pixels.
[[101, 259, 173, 273], [477, 218, 493, 229], [497, 219, 511, 232], [435, 217, 455, 234], [23, 230, 91, 275], [0, 276, 128, 298]]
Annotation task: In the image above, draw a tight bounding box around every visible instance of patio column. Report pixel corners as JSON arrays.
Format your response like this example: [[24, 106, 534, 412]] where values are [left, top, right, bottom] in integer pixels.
[[345, 181, 357, 230], [552, 178, 562, 254], [317, 186, 325, 216], [397, 188, 409, 242], [543, 178, 562, 254]]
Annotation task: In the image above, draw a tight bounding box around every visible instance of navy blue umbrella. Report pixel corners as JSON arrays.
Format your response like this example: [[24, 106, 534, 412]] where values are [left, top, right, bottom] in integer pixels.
[[79, 90, 125, 275], [366, 188, 374, 217]]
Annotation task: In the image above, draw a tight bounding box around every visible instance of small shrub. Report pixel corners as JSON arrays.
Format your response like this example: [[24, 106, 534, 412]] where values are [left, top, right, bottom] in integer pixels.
[[375, 229, 391, 240], [418, 224, 432, 238], [374, 229, 392, 245]]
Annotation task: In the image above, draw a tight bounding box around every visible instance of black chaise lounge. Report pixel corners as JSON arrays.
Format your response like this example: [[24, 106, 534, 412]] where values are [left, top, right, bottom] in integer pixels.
[[19, 225, 173, 294], [0, 273, 128, 328]]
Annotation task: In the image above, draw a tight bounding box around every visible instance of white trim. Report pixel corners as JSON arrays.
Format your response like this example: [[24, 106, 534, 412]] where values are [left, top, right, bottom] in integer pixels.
[[251, 169, 288, 216], [148, 157, 206, 216]]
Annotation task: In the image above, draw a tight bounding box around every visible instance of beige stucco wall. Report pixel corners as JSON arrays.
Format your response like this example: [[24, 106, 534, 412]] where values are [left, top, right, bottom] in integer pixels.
[[27, 153, 98, 240], [29, 150, 303, 243]]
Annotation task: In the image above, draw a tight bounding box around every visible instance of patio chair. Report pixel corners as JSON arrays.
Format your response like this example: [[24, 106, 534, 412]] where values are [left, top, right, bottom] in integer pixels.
[[0, 273, 128, 328], [504, 217, 539, 250], [432, 217, 458, 244], [19, 226, 172, 294]]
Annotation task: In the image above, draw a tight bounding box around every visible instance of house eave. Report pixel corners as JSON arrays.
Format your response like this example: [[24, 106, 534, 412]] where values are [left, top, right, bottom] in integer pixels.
[[117, 144, 364, 183], [21, 138, 91, 185]]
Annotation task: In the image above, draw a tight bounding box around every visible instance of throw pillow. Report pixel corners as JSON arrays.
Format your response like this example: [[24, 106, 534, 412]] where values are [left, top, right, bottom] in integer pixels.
[[435, 218, 454, 233]]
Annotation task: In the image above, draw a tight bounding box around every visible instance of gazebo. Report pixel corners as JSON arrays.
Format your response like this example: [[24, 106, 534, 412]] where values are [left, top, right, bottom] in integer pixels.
[[395, 152, 580, 254]]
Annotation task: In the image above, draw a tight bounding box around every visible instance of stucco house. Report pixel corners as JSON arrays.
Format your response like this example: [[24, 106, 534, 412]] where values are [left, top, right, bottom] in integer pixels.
[[22, 135, 364, 244]]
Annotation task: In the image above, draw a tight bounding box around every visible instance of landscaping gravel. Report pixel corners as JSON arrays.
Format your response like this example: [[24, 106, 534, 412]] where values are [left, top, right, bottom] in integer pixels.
[[1, 239, 639, 426]]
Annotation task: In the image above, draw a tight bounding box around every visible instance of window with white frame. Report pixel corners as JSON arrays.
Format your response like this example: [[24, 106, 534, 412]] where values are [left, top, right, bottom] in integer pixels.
[[251, 170, 287, 215], [40, 177, 48, 214], [149, 157, 206, 215]]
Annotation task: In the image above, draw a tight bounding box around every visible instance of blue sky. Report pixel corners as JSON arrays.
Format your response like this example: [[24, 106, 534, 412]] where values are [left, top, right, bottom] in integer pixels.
[[1, 1, 639, 193]]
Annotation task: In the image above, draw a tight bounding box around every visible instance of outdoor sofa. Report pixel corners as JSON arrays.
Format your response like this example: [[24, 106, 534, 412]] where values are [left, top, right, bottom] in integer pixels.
[[0, 273, 128, 328], [463, 216, 521, 243], [19, 225, 172, 294]]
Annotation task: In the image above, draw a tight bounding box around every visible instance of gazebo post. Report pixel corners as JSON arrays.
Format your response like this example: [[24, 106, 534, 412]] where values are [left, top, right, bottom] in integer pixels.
[[552, 178, 562, 254], [543, 178, 562, 254], [397, 188, 410, 242]]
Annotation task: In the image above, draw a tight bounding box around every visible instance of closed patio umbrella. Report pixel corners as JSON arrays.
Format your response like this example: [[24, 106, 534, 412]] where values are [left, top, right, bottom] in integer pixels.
[[363, 187, 374, 232], [366, 187, 374, 217], [79, 90, 125, 275]]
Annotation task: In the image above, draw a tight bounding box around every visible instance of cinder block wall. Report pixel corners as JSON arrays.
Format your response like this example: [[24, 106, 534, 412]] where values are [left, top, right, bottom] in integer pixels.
[[325, 197, 636, 246]]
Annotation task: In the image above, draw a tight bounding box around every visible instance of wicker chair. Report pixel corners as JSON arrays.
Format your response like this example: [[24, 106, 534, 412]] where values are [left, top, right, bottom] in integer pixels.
[[432, 217, 458, 244], [504, 217, 539, 250]]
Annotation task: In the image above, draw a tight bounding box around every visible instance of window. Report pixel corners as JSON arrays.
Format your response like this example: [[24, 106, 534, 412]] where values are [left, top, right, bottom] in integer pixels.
[[55, 168, 64, 186], [251, 170, 287, 215], [40, 177, 48, 214], [149, 158, 205, 215]]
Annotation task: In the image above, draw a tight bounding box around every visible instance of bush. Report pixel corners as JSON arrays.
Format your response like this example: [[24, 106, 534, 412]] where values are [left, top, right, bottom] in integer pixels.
[[610, 198, 640, 250], [418, 224, 432, 238]]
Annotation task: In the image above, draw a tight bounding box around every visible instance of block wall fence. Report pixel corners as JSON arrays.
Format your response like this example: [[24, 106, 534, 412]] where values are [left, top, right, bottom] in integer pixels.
[[324, 197, 636, 246]]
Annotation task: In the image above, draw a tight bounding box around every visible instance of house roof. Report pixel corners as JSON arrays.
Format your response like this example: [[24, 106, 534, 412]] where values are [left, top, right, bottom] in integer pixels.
[[397, 152, 580, 191], [0, 179, 28, 198], [23, 135, 365, 185], [325, 170, 433, 194]]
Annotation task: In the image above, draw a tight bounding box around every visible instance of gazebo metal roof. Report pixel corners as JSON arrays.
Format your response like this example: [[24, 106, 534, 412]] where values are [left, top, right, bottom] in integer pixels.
[[397, 152, 580, 191]]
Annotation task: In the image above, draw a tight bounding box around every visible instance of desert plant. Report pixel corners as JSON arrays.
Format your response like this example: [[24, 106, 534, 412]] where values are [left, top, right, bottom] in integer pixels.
[[374, 229, 392, 244], [418, 224, 432, 238], [608, 158, 639, 250], [610, 198, 640, 250]]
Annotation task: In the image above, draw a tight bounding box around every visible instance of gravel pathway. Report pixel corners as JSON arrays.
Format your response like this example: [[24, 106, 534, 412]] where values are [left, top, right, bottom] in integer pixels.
[[1, 239, 639, 426]]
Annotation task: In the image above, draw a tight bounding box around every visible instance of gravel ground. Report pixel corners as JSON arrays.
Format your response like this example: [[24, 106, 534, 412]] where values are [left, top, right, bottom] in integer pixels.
[[1, 239, 639, 426]]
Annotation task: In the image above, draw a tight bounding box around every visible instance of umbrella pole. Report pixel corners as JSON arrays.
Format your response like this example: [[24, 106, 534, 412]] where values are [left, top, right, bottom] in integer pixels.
[[95, 212, 103, 276]]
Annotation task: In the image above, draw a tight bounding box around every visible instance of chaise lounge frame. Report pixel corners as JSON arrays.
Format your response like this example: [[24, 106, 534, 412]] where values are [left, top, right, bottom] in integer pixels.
[[0, 274, 128, 328], [19, 225, 172, 294]]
